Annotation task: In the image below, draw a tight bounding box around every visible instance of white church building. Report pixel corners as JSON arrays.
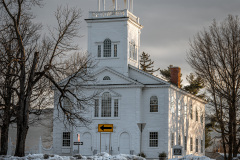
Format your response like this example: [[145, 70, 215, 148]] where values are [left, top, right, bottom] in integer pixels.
[[53, 0, 206, 158]]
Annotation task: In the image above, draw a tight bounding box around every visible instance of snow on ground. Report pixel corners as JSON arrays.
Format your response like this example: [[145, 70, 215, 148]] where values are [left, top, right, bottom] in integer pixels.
[[0, 152, 146, 160], [169, 154, 213, 160]]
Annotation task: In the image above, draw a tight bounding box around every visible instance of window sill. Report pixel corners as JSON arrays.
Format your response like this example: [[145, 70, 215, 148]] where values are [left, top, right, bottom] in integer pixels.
[[96, 57, 119, 60], [92, 117, 120, 120]]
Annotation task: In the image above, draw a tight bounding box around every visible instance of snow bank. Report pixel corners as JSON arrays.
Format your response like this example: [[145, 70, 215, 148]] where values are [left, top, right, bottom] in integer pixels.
[[0, 152, 146, 160], [169, 154, 212, 160]]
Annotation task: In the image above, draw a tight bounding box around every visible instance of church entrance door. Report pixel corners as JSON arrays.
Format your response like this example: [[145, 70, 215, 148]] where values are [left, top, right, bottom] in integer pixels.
[[100, 133, 110, 153]]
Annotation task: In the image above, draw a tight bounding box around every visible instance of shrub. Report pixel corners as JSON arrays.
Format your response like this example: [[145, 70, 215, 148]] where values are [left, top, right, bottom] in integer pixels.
[[158, 152, 167, 157], [137, 152, 146, 158]]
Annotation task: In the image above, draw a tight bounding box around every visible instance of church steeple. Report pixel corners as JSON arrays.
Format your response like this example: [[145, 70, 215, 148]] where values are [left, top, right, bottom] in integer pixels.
[[97, 0, 133, 12], [86, 0, 143, 76]]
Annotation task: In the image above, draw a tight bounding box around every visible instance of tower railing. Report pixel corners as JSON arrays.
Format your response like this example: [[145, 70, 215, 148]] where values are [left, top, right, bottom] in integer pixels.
[[89, 9, 139, 24]]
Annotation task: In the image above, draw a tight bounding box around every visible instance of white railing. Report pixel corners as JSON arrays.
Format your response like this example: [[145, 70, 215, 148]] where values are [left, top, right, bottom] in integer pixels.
[[89, 9, 139, 24]]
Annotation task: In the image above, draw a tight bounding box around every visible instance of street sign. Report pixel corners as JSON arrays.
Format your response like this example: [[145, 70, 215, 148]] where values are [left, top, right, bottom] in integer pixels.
[[98, 124, 113, 132], [173, 145, 182, 156], [74, 142, 83, 145]]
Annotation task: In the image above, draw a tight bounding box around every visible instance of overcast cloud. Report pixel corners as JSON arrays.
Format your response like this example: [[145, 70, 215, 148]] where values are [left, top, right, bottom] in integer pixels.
[[32, 0, 240, 84]]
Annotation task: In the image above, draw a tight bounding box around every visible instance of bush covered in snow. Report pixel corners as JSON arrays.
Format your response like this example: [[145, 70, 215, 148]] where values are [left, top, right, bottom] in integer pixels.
[[0, 152, 146, 160]]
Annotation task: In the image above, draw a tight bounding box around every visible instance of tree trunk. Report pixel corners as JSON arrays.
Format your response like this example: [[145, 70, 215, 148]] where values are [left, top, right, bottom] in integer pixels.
[[14, 110, 29, 157], [0, 120, 10, 155]]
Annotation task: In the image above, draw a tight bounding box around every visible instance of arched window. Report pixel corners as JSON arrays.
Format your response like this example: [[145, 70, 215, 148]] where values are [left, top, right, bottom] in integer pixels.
[[103, 39, 111, 57], [150, 96, 158, 112], [101, 92, 111, 117], [103, 76, 111, 80]]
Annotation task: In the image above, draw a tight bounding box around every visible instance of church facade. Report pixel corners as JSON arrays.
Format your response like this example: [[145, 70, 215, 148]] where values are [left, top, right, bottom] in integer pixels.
[[53, 1, 206, 158]]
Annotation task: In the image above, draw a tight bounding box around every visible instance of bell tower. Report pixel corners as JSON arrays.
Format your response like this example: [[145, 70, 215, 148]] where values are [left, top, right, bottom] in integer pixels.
[[85, 0, 143, 76]]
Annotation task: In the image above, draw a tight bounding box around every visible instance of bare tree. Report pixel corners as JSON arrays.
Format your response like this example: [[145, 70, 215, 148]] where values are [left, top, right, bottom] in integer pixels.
[[187, 15, 240, 160], [0, 0, 96, 156]]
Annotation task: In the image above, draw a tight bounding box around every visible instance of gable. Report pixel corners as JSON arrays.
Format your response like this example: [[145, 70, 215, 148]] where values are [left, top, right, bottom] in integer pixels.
[[128, 65, 169, 85], [94, 67, 142, 86]]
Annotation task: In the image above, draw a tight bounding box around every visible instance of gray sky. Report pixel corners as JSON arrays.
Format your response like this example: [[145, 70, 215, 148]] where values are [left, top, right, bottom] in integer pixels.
[[33, 0, 240, 84]]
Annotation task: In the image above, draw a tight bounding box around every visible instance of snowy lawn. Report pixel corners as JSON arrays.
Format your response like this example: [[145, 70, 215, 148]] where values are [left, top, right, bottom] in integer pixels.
[[169, 154, 213, 160], [0, 152, 146, 160]]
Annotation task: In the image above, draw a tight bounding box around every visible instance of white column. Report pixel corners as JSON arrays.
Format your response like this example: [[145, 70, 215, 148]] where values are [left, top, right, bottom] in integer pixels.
[[102, 0, 105, 11], [98, 0, 101, 11], [127, 0, 129, 10], [38, 136, 42, 154], [115, 0, 118, 10]]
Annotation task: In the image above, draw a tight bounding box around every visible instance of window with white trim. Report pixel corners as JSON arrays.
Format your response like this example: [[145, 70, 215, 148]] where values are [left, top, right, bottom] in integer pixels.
[[184, 102, 187, 119], [114, 44, 117, 57], [104, 39, 111, 57], [190, 137, 193, 151], [103, 76, 111, 80], [63, 97, 72, 117], [201, 114, 203, 124], [171, 133, 174, 147], [196, 108, 198, 122], [101, 92, 112, 117], [149, 132, 158, 147], [94, 99, 99, 117], [129, 40, 137, 60], [150, 96, 158, 112], [114, 99, 118, 117], [98, 45, 101, 57], [190, 102, 193, 120], [178, 100, 181, 117], [62, 132, 70, 146], [171, 96, 175, 113], [94, 92, 120, 118], [184, 136, 187, 150], [178, 135, 181, 145], [196, 139, 198, 152]]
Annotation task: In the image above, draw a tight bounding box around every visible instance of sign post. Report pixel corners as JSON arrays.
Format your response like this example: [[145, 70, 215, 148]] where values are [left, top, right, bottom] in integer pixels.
[[74, 134, 83, 154], [77, 134, 80, 154]]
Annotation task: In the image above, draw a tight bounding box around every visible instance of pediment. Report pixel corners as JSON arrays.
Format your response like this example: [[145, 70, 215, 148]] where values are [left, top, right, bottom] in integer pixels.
[[93, 67, 142, 86]]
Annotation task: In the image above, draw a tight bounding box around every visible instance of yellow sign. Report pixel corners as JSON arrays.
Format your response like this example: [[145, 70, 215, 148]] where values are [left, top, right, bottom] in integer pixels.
[[98, 124, 113, 132]]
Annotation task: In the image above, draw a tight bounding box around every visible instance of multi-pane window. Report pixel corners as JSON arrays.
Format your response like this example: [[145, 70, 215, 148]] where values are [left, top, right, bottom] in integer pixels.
[[201, 140, 203, 153], [103, 76, 111, 80], [63, 98, 72, 117], [129, 41, 137, 60], [190, 103, 193, 119], [196, 108, 198, 121], [178, 100, 181, 116], [184, 102, 187, 119], [114, 44, 117, 57], [149, 132, 158, 147], [150, 96, 158, 112], [94, 99, 99, 117], [196, 139, 198, 152], [62, 132, 70, 146], [201, 114, 203, 124], [190, 137, 193, 151], [171, 133, 174, 147], [114, 99, 119, 117], [178, 135, 181, 145], [103, 39, 111, 57], [171, 96, 175, 113], [95, 92, 119, 118], [184, 136, 187, 150], [101, 92, 111, 117], [98, 45, 101, 57]]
